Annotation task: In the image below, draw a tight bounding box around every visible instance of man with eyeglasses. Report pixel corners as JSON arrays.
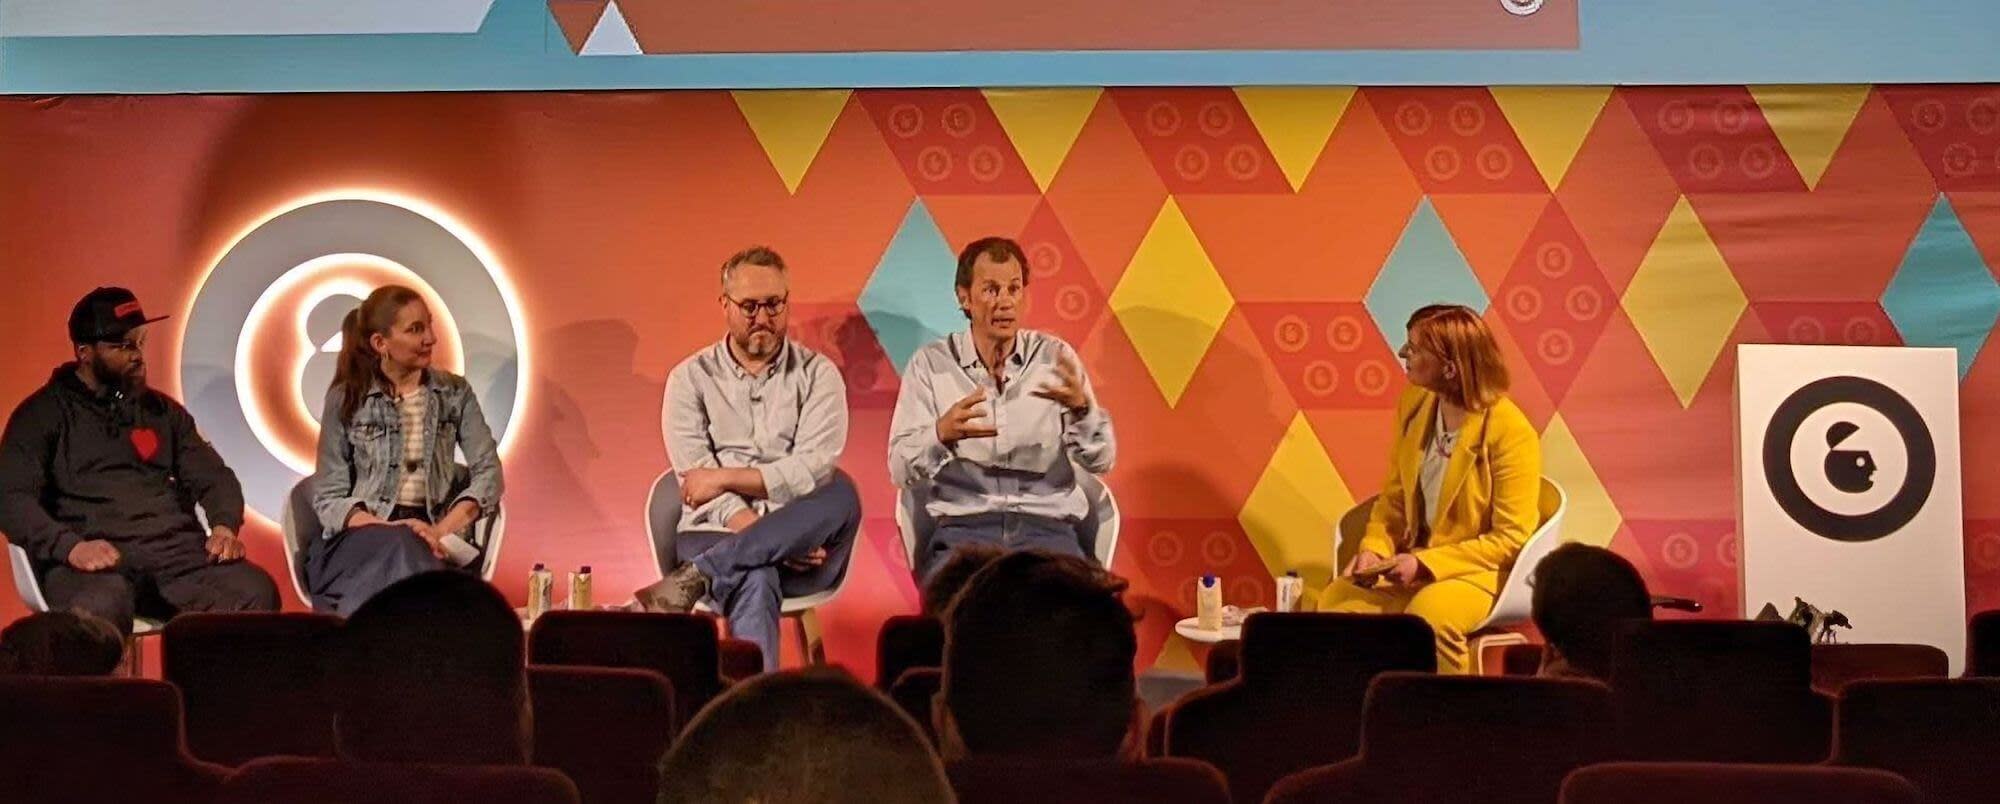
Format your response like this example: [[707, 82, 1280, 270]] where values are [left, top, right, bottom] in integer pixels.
[[889, 237, 1115, 580], [0, 287, 279, 636], [644, 247, 860, 672]]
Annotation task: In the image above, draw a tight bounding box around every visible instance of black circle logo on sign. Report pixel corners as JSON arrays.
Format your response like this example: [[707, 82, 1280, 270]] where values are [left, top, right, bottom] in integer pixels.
[[1762, 376, 1935, 543]]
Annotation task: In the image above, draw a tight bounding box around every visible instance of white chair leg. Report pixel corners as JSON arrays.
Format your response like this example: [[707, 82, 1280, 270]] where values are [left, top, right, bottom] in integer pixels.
[[1469, 631, 1529, 677]]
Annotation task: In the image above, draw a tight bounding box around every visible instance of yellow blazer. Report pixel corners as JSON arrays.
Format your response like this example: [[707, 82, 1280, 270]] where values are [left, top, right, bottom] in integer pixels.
[[1357, 386, 1542, 596]]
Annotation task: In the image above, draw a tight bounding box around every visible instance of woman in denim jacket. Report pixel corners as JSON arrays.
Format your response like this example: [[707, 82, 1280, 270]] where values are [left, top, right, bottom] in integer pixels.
[[307, 285, 504, 615]]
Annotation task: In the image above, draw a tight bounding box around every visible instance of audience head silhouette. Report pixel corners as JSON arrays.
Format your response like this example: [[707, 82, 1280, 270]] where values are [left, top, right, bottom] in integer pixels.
[[939, 550, 1138, 760], [658, 668, 951, 804], [0, 610, 123, 676], [1532, 543, 1653, 680], [920, 544, 1004, 618], [330, 571, 529, 765]]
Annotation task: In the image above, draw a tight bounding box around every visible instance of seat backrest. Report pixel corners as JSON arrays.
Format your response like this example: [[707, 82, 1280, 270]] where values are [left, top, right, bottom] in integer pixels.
[[1610, 620, 1829, 763], [1332, 495, 1378, 580], [528, 665, 675, 804], [219, 757, 581, 804], [947, 757, 1230, 804], [717, 637, 764, 681], [1967, 609, 2000, 677], [645, 470, 681, 576], [1477, 478, 1566, 630], [162, 612, 344, 766], [1833, 678, 2000, 804], [1560, 763, 1919, 804], [528, 610, 721, 732], [280, 477, 320, 603], [876, 615, 945, 690], [6, 540, 50, 612], [1351, 673, 1616, 804], [1166, 613, 1435, 804], [0, 676, 227, 803], [889, 667, 944, 745], [1500, 642, 1546, 676], [1810, 643, 1949, 695]]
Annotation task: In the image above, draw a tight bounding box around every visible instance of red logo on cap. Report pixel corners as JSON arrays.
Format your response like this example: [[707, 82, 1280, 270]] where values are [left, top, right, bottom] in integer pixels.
[[114, 301, 143, 318]]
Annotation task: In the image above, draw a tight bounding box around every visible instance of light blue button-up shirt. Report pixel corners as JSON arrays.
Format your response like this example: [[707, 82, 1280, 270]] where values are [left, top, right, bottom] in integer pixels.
[[888, 329, 1115, 521]]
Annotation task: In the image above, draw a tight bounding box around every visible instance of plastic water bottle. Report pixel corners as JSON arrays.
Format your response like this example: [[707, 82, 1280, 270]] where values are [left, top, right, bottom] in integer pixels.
[[527, 563, 554, 620], [568, 565, 593, 611], [1275, 571, 1304, 613], [1197, 574, 1223, 631]]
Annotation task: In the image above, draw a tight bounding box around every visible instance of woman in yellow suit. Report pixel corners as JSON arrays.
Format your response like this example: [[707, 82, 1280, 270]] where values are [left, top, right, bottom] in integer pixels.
[[1317, 304, 1541, 673]]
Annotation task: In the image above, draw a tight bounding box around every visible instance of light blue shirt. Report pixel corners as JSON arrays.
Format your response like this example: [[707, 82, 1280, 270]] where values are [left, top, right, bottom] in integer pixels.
[[664, 340, 849, 532], [888, 329, 1115, 521]]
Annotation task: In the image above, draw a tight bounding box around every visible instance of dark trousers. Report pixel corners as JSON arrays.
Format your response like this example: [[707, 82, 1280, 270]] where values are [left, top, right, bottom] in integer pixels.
[[41, 527, 280, 637], [678, 474, 862, 672], [920, 512, 1088, 582], [305, 506, 449, 616]]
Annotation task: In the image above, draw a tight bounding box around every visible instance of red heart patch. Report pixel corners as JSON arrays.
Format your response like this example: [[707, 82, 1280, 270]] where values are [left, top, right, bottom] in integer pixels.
[[129, 428, 160, 462]]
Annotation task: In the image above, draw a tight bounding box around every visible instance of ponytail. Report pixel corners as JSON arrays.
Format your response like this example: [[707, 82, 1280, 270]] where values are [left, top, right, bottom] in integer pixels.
[[333, 285, 423, 424]]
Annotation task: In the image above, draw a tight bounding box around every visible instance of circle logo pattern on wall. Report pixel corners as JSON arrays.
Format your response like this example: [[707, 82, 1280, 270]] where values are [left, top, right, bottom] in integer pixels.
[[1761, 376, 1935, 543], [181, 195, 528, 523]]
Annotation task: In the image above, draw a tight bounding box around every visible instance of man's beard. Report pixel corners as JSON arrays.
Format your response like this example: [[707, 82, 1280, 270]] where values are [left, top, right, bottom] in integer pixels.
[[88, 354, 144, 396], [734, 328, 781, 360]]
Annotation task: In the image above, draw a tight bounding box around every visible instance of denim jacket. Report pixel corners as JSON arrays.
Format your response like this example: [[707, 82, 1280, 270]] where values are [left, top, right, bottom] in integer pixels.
[[310, 370, 503, 538]]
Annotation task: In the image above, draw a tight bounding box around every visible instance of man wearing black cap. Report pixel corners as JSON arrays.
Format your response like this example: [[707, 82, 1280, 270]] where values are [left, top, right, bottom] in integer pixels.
[[0, 288, 279, 634]]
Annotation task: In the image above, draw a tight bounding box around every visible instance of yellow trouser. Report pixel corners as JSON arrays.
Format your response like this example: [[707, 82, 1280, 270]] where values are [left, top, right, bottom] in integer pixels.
[[1314, 578, 1495, 674]]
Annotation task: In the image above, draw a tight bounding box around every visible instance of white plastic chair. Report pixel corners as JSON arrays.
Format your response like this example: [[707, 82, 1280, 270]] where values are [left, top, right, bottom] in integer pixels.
[[7, 541, 165, 677], [895, 461, 1121, 578], [645, 470, 854, 665], [1332, 477, 1567, 674], [278, 473, 506, 610]]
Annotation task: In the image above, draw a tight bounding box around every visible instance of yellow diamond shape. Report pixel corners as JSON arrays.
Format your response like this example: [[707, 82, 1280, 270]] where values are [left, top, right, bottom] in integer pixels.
[[1152, 632, 1202, 673], [1625, 197, 1747, 407], [1540, 414, 1622, 549], [1110, 198, 1237, 406], [1490, 86, 1613, 189], [984, 88, 1103, 193], [1748, 85, 1871, 190], [732, 89, 852, 194], [1237, 413, 1354, 589], [1234, 86, 1355, 192]]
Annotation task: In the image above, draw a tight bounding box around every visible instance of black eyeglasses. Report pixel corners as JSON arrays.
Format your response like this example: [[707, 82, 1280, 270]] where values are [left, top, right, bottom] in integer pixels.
[[723, 294, 789, 319]]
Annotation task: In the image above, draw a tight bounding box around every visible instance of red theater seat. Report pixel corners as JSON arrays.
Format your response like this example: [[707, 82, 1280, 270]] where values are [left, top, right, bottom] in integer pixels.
[[946, 757, 1229, 804], [889, 667, 943, 745], [1609, 621, 1831, 763], [219, 756, 581, 804], [529, 666, 675, 804], [875, 614, 944, 690], [162, 611, 344, 766], [718, 638, 763, 682], [1164, 612, 1435, 804], [528, 610, 722, 731], [1966, 610, 2000, 677], [1832, 678, 2000, 804], [1809, 643, 1948, 694], [0, 676, 227, 804], [1560, 762, 1918, 804], [1267, 674, 1615, 804]]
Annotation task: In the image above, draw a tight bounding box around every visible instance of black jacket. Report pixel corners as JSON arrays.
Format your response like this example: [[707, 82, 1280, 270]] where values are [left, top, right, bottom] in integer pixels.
[[0, 364, 244, 563]]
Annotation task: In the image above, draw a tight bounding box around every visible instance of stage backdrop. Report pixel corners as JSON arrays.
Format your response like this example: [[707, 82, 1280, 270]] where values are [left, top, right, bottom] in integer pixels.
[[6, 86, 2000, 677]]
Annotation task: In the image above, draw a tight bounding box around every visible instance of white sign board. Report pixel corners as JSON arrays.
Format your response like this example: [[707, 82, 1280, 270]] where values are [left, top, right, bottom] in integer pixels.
[[1737, 345, 1966, 673]]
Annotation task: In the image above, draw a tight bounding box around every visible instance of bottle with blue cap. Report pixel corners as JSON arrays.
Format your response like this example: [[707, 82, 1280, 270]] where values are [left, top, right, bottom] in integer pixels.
[[1196, 574, 1223, 631]]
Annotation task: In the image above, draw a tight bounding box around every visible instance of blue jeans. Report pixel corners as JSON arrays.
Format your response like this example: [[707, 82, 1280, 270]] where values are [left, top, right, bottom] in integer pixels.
[[920, 511, 1088, 582], [678, 473, 861, 672]]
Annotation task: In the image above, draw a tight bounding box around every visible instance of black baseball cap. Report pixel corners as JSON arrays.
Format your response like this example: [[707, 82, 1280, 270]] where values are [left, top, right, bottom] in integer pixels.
[[68, 287, 170, 344]]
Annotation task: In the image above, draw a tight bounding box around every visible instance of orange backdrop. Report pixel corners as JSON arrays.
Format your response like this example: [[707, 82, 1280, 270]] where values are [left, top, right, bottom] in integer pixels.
[[4, 88, 2000, 679]]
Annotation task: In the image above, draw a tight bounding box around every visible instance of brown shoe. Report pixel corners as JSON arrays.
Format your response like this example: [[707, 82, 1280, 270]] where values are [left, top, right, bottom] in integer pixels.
[[633, 562, 709, 613]]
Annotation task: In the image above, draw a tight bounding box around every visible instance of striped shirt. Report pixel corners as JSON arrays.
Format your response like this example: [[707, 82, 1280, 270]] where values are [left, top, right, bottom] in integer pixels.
[[393, 392, 428, 506]]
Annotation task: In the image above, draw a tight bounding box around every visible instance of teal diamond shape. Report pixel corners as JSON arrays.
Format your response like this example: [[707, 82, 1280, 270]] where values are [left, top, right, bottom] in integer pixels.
[[1365, 197, 1490, 349], [1883, 195, 2000, 379], [860, 200, 966, 373]]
